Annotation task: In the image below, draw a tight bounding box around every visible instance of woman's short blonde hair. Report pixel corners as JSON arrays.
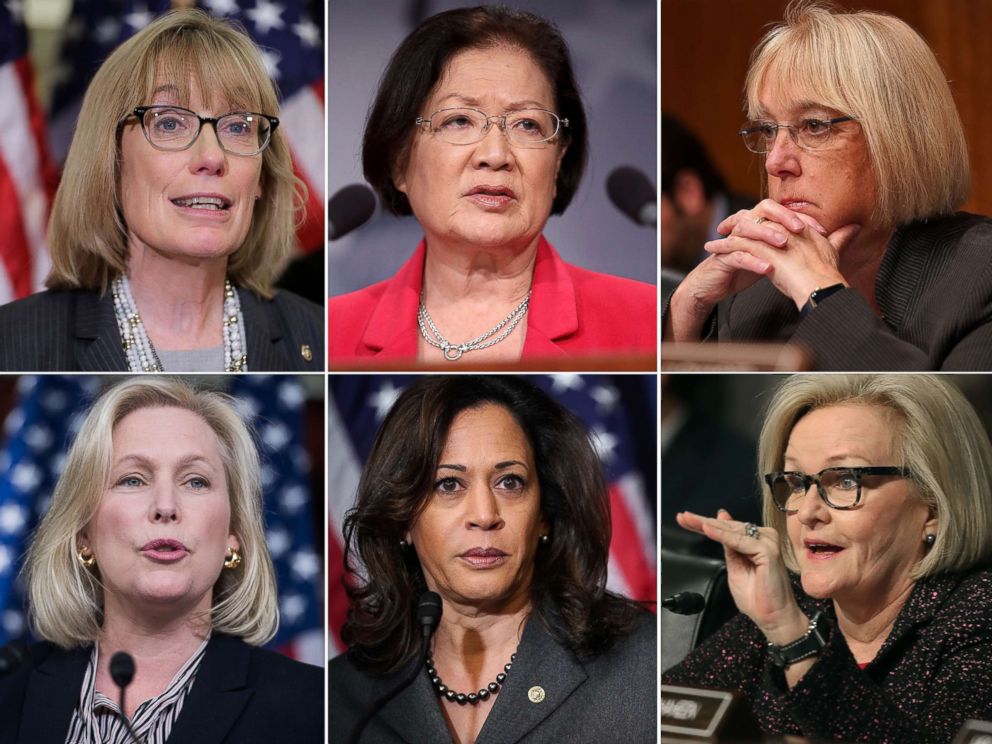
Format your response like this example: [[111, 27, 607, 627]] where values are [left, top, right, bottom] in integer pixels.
[[758, 375, 992, 580], [24, 377, 279, 648], [46, 9, 305, 298], [745, 0, 969, 227]]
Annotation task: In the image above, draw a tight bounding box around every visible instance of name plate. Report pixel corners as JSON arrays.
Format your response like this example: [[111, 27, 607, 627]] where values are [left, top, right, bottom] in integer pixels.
[[661, 685, 735, 739], [954, 719, 992, 744]]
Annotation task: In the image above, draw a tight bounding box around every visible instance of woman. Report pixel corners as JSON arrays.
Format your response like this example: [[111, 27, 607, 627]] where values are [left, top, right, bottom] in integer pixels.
[[0, 10, 323, 372], [327, 6, 656, 367], [662, 2, 992, 371], [0, 378, 322, 743], [663, 375, 992, 742], [329, 376, 655, 742]]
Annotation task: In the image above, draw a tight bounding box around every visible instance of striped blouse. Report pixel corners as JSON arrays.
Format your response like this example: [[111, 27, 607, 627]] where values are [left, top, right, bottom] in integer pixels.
[[64, 636, 209, 744]]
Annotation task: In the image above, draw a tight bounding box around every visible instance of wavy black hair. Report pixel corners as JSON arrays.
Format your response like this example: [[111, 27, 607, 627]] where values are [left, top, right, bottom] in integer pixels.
[[341, 376, 644, 674]]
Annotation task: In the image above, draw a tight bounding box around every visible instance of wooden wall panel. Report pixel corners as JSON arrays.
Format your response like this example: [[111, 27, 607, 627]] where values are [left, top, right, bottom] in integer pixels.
[[662, 0, 992, 215]]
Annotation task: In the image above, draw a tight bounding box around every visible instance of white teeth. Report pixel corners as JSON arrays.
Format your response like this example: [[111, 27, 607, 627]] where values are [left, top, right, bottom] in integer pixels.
[[174, 196, 227, 210]]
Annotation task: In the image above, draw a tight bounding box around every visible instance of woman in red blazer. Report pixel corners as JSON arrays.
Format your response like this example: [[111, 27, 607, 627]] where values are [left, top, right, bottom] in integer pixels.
[[328, 7, 656, 369]]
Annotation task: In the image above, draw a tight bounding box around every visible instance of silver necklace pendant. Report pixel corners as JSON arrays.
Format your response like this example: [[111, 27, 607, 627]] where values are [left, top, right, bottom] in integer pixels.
[[418, 290, 532, 361]]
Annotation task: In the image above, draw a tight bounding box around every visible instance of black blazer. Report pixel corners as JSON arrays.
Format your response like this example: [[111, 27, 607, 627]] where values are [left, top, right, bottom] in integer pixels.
[[0, 287, 325, 371], [328, 612, 656, 743], [0, 634, 324, 743]]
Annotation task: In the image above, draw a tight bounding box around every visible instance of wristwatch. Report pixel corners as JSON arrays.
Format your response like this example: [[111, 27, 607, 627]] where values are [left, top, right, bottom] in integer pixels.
[[767, 611, 829, 668], [800, 283, 846, 319]]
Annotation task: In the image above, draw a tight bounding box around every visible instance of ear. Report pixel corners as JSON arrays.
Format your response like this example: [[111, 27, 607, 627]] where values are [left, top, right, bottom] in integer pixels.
[[229, 533, 241, 552], [392, 162, 408, 195], [672, 170, 706, 216], [923, 510, 938, 541]]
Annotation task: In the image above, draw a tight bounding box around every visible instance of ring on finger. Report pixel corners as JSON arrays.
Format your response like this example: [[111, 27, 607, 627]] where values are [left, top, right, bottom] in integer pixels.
[[754, 216, 767, 225], [744, 522, 760, 539]]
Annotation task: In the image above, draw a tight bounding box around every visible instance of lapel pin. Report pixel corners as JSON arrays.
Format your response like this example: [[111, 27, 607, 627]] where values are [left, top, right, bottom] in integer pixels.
[[301, 344, 312, 361], [528, 686, 546, 703]]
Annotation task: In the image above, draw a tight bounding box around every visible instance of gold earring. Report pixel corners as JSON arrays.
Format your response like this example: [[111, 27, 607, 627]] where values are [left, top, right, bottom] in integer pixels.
[[224, 548, 241, 570], [78, 546, 96, 568]]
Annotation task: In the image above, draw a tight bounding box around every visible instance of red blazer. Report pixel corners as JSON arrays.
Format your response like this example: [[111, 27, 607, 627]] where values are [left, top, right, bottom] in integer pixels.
[[328, 236, 657, 366]]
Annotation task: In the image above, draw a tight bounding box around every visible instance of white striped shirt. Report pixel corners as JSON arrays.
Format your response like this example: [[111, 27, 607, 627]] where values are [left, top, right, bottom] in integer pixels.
[[64, 636, 210, 744]]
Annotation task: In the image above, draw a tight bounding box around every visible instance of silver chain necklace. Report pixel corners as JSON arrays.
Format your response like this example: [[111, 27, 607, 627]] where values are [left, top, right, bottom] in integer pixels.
[[417, 290, 532, 361], [111, 275, 247, 372]]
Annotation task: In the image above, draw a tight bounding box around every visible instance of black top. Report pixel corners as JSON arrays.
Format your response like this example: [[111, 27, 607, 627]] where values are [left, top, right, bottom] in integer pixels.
[[663, 567, 992, 743], [0, 633, 324, 743], [0, 287, 324, 372], [329, 611, 657, 743]]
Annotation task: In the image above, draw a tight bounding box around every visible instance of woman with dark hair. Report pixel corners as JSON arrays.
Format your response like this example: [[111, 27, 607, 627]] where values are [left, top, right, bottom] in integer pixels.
[[329, 376, 656, 742], [328, 6, 656, 367]]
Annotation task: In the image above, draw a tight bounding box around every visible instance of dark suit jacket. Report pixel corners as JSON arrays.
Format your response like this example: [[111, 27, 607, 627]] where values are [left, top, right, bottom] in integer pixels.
[[0, 634, 323, 743], [662, 212, 992, 370], [0, 287, 325, 371], [328, 612, 656, 743], [328, 237, 657, 366]]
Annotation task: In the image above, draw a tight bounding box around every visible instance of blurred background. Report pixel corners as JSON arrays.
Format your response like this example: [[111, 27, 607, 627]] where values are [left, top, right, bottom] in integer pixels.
[[327, 0, 658, 295], [0, 374, 326, 665], [327, 373, 658, 657], [2, 0, 324, 305]]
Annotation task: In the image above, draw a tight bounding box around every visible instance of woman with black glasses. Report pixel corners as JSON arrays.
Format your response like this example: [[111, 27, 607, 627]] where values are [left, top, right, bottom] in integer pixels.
[[664, 374, 992, 743], [0, 9, 322, 372]]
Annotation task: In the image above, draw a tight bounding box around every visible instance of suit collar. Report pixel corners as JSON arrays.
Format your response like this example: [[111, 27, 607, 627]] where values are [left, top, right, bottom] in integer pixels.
[[73, 291, 128, 371], [375, 662, 454, 743], [18, 644, 90, 743], [360, 236, 578, 358], [164, 634, 254, 744], [238, 289, 290, 370]]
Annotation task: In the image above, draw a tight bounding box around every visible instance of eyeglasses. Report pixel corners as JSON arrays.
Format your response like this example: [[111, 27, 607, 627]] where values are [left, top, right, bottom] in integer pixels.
[[763, 466, 913, 514], [738, 116, 857, 154], [129, 105, 279, 156], [415, 107, 568, 147]]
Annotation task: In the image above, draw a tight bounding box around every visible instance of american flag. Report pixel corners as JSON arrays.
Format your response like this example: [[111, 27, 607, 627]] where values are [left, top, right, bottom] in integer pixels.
[[0, 3, 57, 304], [327, 374, 657, 656], [0, 375, 323, 666], [47, 0, 325, 253]]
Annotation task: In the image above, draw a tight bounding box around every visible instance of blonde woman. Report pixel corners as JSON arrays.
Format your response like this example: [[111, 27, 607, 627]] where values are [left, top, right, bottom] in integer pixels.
[[664, 375, 992, 742], [0, 10, 322, 372], [0, 378, 322, 743], [663, 1, 992, 371]]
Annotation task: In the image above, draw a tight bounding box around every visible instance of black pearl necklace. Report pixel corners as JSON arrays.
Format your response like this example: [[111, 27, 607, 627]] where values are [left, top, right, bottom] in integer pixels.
[[427, 653, 516, 705]]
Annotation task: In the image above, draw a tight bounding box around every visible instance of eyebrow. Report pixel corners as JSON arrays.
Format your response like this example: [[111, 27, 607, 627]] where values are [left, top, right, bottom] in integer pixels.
[[114, 453, 216, 471], [755, 100, 839, 121], [436, 460, 530, 472], [436, 94, 549, 110], [783, 452, 872, 469]]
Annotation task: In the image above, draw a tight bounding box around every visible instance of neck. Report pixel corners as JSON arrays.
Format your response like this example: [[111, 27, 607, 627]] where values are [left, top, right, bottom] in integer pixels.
[[837, 225, 895, 310], [421, 234, 539, 304], [833, 578, 914, 647], [431, 594, 532, 675], [126, 245, 229, 349]]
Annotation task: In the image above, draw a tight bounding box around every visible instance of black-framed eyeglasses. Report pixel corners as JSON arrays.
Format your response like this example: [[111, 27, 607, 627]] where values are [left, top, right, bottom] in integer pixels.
[[763, 466, 913, 514], [415, 107, 568, 147], [128, 105, 279, 156], [738, 116, 857, 154]]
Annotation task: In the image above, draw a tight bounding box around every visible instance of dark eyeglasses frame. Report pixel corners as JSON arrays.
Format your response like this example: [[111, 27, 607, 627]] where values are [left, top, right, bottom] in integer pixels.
[[128, 105, 280, 156], [738, 116, 857, 154], [763, 466, 914, 514]]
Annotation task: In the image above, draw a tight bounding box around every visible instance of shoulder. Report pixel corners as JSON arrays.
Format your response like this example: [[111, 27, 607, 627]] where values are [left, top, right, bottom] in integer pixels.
[[0, 289, 81, 323], [260, 288, 324, 329], [0, 290, 94, 371], [328, 278, 391, 319], [562, 261, 657, 310], [327, 649, 379, 708], [241, 642, 325, 688]]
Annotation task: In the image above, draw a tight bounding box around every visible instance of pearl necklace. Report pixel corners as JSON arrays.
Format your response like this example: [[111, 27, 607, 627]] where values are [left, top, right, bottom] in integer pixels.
[[111, 275, 247, 372], [427, 652, 516, 705], [417, 291, 532, 361]]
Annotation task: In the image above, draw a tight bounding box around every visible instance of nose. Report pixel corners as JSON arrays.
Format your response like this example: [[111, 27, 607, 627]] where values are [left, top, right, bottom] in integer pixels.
[[764, 126, 801, 180], [149, 483, 180, 523], [188, 122, 227, 176], [794, 480, 830, 528], [470, 118, 514, 171], [464, 484, 504, 531]]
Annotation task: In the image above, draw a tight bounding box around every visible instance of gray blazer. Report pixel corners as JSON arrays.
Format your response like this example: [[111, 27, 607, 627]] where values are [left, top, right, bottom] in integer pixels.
[[328, 613, 657, 744], [662, 213, 992, 371], [0, 287, 324, 371]]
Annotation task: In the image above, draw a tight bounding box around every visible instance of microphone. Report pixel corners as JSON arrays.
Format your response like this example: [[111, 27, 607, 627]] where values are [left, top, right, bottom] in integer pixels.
[[607, 165, 657, 228], [346, 591, 443, 744], [110, 651, 144, 744], [661, 591, 706, 615], [329, 183, 377, 240], [0, 641, 26, 676]]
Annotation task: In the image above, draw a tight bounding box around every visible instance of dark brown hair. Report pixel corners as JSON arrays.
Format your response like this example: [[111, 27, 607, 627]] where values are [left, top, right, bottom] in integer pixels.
[[341, 376, 643, 674], [362, 5, 588, 216]]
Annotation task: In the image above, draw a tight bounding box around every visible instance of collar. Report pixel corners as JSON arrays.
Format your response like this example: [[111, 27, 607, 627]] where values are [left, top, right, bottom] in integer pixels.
[[359, 236, 579, 358]]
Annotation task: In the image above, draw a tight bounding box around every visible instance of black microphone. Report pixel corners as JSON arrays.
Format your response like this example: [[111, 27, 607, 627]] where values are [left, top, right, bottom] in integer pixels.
[[346, 591, 443, 744], [607, 165, 657, 228], [0, 641, 26, 676], [329, 183, 377, 240], [110, 651, 144, 744], [661, 591, 706, 615]]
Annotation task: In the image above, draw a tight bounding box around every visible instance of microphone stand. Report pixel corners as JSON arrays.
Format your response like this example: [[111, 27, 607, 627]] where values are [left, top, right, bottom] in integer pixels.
[[110, 651, 145, 744]]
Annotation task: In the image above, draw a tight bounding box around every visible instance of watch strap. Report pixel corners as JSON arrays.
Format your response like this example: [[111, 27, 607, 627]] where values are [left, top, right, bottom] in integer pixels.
[[767, 610, 828, 668], [800, 283, 846, 319]]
